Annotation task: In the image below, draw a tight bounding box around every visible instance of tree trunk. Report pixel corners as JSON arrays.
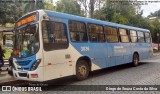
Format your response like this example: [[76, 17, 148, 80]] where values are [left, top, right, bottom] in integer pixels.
[[89, 0, 95, 18]]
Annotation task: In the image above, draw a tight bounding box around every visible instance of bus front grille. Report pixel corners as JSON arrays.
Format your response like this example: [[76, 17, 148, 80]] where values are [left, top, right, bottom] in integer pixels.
[[18, 73, 28, 77], [17, 60, 31, 66]]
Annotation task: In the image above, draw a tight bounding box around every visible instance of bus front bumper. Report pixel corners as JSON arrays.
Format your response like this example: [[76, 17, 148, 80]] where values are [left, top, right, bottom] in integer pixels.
[[12, 67, 44, 82]]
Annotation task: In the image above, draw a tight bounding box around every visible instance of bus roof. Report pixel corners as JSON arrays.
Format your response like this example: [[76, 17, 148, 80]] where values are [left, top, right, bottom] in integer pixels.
[[17, 10, 149, 32], [42, 10, 150, 32]]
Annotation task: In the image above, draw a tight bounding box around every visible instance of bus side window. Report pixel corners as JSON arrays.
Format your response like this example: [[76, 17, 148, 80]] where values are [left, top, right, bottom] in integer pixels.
[[144, 32, 151, 43], [88, 24, 104, 42], [104, 26, 118, 43], [70, 32, 76, 41], [137, 31, 145, 42], [119, 28, 129, 43], [75, 33, 80, 41], [69, 20, 88, 42], [130, 30, 137, 43]]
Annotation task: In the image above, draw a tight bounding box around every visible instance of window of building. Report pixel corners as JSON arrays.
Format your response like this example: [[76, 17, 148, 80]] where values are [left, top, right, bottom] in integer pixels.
[[130, 30, 138, 42], [88, 24, 105, 42], [69, 21, 88, 42], [104, 26, 118, 42], [119, 28, 129, 43]]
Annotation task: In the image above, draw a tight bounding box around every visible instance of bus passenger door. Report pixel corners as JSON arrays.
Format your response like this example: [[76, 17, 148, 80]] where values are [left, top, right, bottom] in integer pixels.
[[105, 43, 116, 67], [42, 20, 73, 81]]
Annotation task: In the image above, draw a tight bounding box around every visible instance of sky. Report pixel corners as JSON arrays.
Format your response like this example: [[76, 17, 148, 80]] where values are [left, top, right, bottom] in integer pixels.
[[51, 0, 160, 17], [141, 2, 160, 17]]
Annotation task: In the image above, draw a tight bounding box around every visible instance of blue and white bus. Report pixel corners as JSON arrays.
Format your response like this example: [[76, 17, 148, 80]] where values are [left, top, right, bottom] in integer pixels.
[[12, 10, 153, 81]]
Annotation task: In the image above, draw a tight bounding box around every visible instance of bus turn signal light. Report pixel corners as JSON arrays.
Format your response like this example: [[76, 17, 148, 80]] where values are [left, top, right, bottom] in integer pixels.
[[31, 74, 38, 78]]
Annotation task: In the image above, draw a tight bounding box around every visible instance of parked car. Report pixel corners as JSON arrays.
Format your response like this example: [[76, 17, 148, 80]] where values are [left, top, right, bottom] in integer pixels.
[[152, 43, 160, 50]]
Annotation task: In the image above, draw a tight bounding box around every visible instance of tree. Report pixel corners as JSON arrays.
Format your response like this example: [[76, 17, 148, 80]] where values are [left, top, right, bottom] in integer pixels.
[[23, 1, 44, 14], [148, 9, 160, 17], [150, 19, 160, 43], [56, 0, 83, 16], [0, 3, 23, 26], [44, 2, 55, 11], [111, 13, 129, 24], [77, 0, 89, 16], [89, 0, 96, 18], [77, 0, 105, 18]]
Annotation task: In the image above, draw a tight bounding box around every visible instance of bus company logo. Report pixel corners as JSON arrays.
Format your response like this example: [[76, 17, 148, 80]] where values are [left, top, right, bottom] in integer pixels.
[[1, 86, 42, 91], [2, 86, 11, 91]]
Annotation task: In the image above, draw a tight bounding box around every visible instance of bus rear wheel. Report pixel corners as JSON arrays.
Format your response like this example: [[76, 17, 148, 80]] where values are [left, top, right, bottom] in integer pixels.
[[133, 53, 139, 66], [76, 60, 89, 80]]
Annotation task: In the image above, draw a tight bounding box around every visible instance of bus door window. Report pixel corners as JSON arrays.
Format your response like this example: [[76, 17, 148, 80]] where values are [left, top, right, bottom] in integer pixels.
[[42, 21, 51, 43], [42, 20, 68, 51]]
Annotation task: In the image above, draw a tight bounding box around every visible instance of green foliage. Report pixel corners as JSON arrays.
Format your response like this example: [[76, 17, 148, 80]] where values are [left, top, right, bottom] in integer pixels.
[[56, 0, 83, 16], [44, 2, 55, 11], [0, 0, 160, 43], [23, 1, 44, 14], [0, 33, 2, 41], [111, 13, 129, 24], [0, 3, 22, 25], [148, 9, 160, 17], [2, 45, 12, 59], [5, 23, 15, 27], [150, 19, 160, 43], [0, 1, 45, 25]]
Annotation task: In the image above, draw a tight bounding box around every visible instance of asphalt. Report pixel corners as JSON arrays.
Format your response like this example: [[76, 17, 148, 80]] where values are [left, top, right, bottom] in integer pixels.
[[0, 52, 159, 85], [0, 60, 17, 85]]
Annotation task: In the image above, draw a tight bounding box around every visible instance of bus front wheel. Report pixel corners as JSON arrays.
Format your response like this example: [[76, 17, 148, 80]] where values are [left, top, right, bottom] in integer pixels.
[[76, 60, 89, 80], [133, 53, 139, 66]]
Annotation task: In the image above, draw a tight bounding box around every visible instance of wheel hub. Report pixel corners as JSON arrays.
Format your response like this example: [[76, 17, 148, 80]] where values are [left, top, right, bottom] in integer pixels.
[[78, 65, 87, 76]]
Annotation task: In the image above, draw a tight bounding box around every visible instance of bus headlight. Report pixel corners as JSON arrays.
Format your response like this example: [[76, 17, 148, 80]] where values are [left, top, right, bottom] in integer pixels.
[[30, 59, 41, 71]]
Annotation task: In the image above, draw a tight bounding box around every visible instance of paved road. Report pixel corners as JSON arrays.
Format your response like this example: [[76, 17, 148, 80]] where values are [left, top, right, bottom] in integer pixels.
[[1, 55, 160, 94]]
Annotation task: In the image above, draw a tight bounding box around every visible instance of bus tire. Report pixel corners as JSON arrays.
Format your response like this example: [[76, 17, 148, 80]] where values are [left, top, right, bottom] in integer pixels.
[[76, 60, 89, 80], [133, 53, 139, 66]]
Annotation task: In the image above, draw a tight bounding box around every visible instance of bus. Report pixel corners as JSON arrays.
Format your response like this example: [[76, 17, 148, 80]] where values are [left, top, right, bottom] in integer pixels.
[[12, 10, 153, 81]]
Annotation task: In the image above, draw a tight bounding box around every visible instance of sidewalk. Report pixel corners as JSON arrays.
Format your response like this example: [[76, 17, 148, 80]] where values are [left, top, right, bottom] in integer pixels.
[[0, 71, 15, 84], [0, 62, 16, 84], [153, 51, 160, 56]]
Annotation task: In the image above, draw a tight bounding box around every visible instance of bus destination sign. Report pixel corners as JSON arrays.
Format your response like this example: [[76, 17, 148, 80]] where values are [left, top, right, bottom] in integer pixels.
[[16, 15, 35, 27]]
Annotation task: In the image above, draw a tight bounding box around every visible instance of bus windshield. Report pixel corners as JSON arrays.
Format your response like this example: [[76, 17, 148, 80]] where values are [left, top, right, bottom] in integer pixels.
[[13, 24, 39, 58]]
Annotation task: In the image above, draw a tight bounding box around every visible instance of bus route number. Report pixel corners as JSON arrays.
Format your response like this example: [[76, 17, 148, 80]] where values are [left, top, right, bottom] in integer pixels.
[[81, 46, 90, 51]]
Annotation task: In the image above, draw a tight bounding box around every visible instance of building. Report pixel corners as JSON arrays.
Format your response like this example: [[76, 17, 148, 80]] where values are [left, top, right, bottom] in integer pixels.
[[0, 27, 13, 45]]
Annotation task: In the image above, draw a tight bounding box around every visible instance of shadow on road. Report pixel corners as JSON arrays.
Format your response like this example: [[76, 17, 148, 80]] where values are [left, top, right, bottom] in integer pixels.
[[16, 62, 148, 90]]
